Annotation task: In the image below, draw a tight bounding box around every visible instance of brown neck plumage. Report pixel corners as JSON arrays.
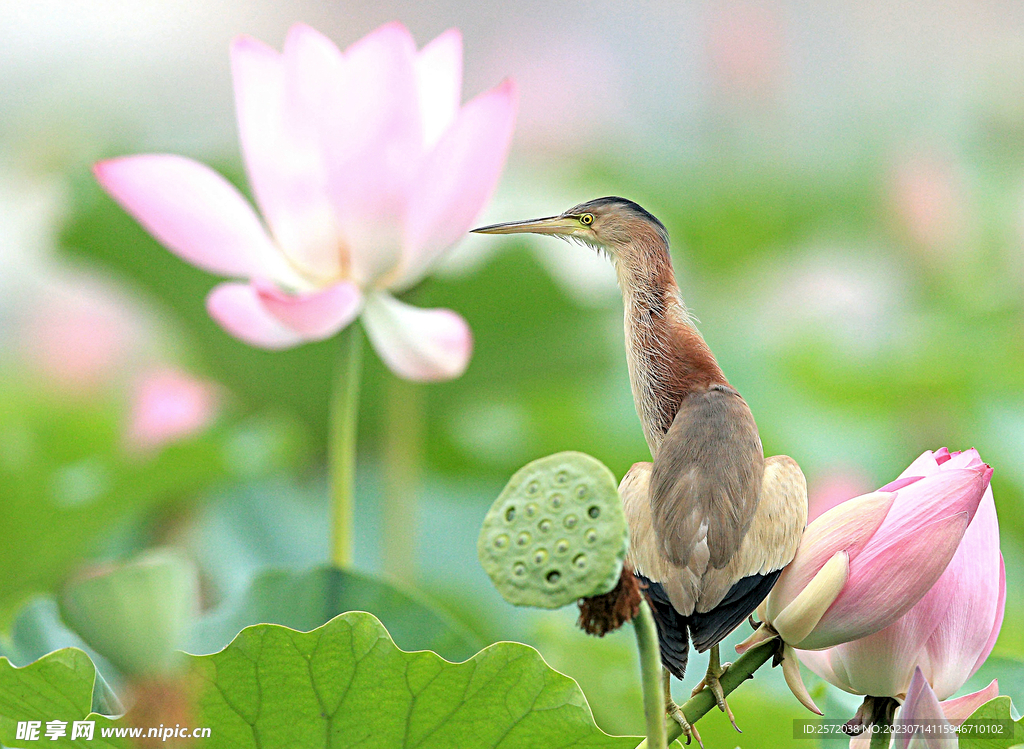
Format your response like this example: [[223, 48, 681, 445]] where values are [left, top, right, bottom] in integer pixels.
[[612, 230, 727, 454]]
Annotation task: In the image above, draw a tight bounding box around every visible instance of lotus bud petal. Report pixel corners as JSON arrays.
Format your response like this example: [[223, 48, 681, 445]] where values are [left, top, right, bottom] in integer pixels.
[[895, 668, 952, 749], [773, 550, 848, 647], [735, 622, 775, 655], [782, 644, 823, 716], [939, 680, 998, 726]]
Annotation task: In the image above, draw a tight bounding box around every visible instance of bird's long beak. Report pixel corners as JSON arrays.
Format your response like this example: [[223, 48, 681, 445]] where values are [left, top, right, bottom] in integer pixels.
[[471, 215, 577, 236]]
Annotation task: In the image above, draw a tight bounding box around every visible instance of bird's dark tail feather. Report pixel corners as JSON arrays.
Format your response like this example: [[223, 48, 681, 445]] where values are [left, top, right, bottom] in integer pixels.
[[638, 569, 782, 679], [637, 575, 690, 679], [689, 569, 781, 652]]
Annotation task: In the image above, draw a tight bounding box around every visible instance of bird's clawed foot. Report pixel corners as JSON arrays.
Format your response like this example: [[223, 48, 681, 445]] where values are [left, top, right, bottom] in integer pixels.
[[664, 669, 703, 747], [667, 701, 704, 748], [691, 646, 741, 732]]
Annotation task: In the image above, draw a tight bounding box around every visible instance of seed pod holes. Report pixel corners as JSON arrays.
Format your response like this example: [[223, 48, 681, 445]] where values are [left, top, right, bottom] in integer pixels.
[[478, 451, 628, 609]]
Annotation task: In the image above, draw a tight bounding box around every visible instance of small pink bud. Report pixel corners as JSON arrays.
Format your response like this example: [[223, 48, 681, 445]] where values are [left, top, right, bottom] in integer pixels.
[[894, 668, 953, 749]]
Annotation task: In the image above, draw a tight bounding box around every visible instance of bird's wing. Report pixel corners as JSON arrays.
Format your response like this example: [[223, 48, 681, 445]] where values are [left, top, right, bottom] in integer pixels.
[[623, 454, 806, 653], [649, 384, 765, 570], [619, 462, 707, 616], [695, 454, 807, 613]]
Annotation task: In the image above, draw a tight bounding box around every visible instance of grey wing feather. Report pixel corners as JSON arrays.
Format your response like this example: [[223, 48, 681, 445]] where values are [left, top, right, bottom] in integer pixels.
[[649, 384, 764, 570], [695, 454, 807, 612], [620, 461, 707, 616]]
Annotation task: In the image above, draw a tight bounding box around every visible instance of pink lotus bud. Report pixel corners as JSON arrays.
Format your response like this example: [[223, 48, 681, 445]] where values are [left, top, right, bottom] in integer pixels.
[[126, 369, 220, 453], [796, 450, 1004, 702], [766, 448, 991, 651]]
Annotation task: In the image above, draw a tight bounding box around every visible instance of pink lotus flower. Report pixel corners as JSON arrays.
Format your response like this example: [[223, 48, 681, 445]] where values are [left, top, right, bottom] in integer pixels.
[[126, 368, 221, 453], [796, 449, 1005, 702], [761, 448, 991, 652], [95, 22, 517, 381]]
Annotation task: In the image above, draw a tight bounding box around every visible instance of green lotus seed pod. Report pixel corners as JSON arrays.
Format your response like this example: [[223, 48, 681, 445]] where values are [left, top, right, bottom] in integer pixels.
[[478, 451, 628, 609]]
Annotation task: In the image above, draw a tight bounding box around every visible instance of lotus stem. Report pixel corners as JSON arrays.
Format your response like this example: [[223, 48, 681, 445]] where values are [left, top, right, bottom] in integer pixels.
[[633, 599, 667, 749], [635, 637, 777, 748], [382, 375, 424, 582], [329, 324, 363, 569]]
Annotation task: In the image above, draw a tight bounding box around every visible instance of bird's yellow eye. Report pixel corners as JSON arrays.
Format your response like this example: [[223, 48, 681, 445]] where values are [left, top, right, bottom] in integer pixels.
[[580, 213, 594, 226]]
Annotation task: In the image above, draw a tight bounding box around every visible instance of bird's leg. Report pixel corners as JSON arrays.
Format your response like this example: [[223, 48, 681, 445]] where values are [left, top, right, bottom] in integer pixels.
[[664, 668, 703, 748], [691, 644, 740, 732]]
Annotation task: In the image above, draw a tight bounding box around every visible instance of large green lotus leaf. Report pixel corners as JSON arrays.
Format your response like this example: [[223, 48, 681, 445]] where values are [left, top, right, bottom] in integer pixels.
[[188, 610, 639, 748], [188, 566, 482, 664], [959, 697, 1024, 749], [0, 379, 300, 624], [1, 597, 122, 716], [0, 649, 124, 748], [1, 615, 644, 748]]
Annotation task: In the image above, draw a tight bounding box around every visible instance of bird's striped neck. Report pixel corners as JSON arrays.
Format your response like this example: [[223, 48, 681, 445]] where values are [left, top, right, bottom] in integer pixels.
[[614, 243, 726, 455]]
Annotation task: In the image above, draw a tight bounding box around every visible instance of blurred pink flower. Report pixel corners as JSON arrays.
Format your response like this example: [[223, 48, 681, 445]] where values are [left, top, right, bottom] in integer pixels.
[[21, 276, 144, 394], [761, 448, 991, 652], [891, 152, 966, 252], [95, 22, 517, 381], [706, 3, 786, 102], [126, 369, 220, 453], [797, 449, 1005, 702], [807, 467, 874, 522]]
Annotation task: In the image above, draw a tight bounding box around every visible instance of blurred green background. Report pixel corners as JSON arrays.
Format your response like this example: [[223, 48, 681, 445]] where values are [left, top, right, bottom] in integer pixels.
[[2, 2, 1023, 746]]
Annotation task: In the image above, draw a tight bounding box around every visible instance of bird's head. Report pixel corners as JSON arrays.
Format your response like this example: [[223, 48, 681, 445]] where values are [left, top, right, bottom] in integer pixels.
[[471, 196, 668, 258]]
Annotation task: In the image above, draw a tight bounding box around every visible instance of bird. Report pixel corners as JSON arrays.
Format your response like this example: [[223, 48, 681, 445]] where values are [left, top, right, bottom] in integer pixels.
[[473, 197, 807, 743]]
